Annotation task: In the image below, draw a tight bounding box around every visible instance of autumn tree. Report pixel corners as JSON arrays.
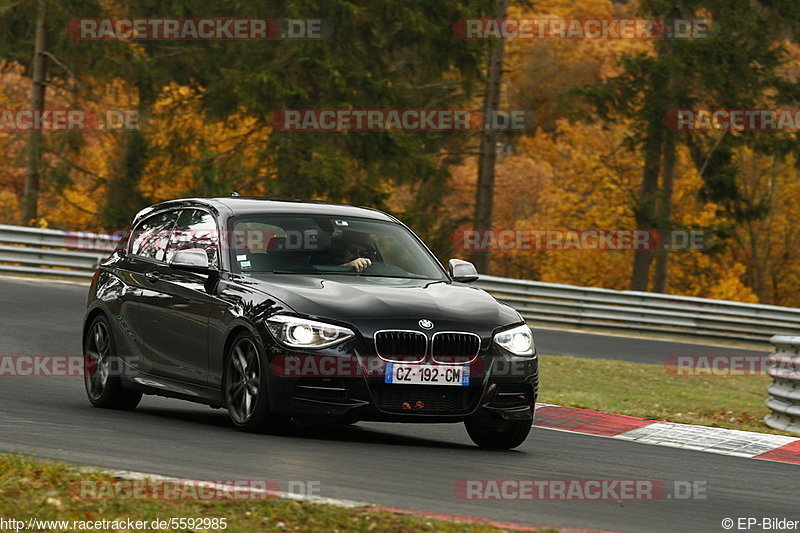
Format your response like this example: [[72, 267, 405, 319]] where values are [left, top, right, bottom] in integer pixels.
[[187, 0, 491, 247], [0, 0, 135, 225], [585, 0, 800, 292]]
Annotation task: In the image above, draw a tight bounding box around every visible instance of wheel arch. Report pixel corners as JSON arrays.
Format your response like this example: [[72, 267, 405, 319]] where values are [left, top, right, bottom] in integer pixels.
[[222, 325, 254, 365], [221, 320, 271, 370], [82, 307, 110, 352]]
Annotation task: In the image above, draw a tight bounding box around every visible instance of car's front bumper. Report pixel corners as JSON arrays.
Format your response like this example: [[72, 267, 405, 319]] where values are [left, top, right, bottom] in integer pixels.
[[264, 348, 538, 423]]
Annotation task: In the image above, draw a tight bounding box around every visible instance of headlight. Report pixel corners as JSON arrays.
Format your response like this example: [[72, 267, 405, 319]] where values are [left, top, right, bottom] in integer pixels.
[[266, 315, 354, 349], [493, 324, 534, 356]]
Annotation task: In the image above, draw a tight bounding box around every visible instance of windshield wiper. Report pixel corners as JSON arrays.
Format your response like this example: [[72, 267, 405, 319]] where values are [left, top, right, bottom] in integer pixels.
[[266, 269, 357, 275], [263, 270, 435, 280], [357, 273, 431, 279]]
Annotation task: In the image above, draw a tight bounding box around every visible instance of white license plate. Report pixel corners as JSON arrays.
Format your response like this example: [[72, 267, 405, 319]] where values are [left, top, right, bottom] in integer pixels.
[[384, 363, 469, 386]]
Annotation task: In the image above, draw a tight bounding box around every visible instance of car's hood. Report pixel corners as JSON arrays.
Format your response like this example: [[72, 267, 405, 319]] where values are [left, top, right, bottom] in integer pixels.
[[246, 274, 519, 328]]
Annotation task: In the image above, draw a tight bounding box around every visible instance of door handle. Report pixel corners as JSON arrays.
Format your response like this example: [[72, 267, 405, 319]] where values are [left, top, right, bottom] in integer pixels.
[[145, 270, 159, 283]]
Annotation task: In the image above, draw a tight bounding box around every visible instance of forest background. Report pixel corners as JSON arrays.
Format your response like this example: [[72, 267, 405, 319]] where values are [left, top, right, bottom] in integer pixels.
[[2, 0, 799, 306]]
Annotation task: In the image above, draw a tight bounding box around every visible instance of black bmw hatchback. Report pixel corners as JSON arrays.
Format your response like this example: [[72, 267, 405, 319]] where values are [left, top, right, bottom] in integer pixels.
[[83, 197, 538, 449]]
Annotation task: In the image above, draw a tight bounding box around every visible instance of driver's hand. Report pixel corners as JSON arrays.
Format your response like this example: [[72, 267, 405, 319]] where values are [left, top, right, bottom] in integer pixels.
[[344, 258, 371, 272]]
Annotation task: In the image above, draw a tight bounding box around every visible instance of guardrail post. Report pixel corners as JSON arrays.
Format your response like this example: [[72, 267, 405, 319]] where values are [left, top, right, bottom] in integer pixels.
[[764, 335, 800, 435]]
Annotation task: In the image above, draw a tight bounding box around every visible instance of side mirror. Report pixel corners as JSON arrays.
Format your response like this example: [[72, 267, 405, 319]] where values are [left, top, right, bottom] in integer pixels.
[[449, 258, 479, 282], [169, 249, 212, 273]]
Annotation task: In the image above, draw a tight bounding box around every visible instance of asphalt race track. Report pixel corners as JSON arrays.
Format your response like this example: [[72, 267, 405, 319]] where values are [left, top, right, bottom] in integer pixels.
[[0, 275, 793, 532]]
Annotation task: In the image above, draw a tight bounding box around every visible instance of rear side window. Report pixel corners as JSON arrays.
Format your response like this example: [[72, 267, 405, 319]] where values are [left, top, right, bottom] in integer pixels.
[[168, 209, 220, 269], [129, 211, 178, 262]]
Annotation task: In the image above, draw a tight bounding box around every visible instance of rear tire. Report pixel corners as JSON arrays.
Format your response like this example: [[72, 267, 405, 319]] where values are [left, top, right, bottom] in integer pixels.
[[224, 332, 290, 434], [465, 418, 531, 450], [83, 315, 142, 410]]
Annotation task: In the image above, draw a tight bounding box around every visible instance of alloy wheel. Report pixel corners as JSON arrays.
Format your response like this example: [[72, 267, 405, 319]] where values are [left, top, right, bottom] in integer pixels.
[[85, 320, 111, 399], [226, 338, 262, 424]]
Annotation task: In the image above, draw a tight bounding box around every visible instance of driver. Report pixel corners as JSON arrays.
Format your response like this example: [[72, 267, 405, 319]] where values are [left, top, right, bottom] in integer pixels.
[[330, 231, 374, 273]]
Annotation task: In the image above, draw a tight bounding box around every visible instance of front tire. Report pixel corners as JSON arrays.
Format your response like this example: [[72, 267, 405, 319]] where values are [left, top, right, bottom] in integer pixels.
[[83, 315, 142, 410], [224, 332, 290, 433], [465, 418, 532, 450]]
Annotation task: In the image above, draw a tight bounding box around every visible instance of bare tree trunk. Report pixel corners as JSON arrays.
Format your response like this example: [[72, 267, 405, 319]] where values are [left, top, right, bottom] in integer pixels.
[[653, 129, 676, 293], [471, 0, 507, 274], [21, 0, 48, 225], [630, 59, 670, 292], [630, 117, 663, 291], [100, 85, 150, 230]]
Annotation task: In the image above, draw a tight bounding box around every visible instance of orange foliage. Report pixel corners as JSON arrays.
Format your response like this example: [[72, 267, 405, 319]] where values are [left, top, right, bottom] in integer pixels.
[[0, 71, 274, 230], [139, 83, 273, 202], [443, 117, 768, 303], [0, 63, 31, 225]]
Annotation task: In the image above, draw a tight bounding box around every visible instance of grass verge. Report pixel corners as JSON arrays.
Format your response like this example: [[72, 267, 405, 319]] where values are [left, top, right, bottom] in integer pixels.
[[0, 454, 555, 533], [537, 355, 787, 435]]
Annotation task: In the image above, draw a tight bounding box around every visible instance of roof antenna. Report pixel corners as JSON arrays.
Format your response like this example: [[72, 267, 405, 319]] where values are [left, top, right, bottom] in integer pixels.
[[231, 191, 240, 196]]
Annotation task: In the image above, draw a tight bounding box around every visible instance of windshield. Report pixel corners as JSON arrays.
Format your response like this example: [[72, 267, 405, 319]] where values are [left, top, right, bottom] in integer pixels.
[[226, 215, 447, 280]]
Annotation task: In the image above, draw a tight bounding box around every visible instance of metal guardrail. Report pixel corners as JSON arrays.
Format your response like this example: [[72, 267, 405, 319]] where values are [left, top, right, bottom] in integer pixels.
[[0, 224, 117, 279], [765, 336, 800, 435], [474, 275, 800, 346], [1, 224, 799, 345]]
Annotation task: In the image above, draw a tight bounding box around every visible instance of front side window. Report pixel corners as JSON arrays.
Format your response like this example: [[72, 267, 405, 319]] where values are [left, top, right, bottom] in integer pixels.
[[228, 215, 446, 280], [168, 209, 220, 269], [129, 211, 178, 262]]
